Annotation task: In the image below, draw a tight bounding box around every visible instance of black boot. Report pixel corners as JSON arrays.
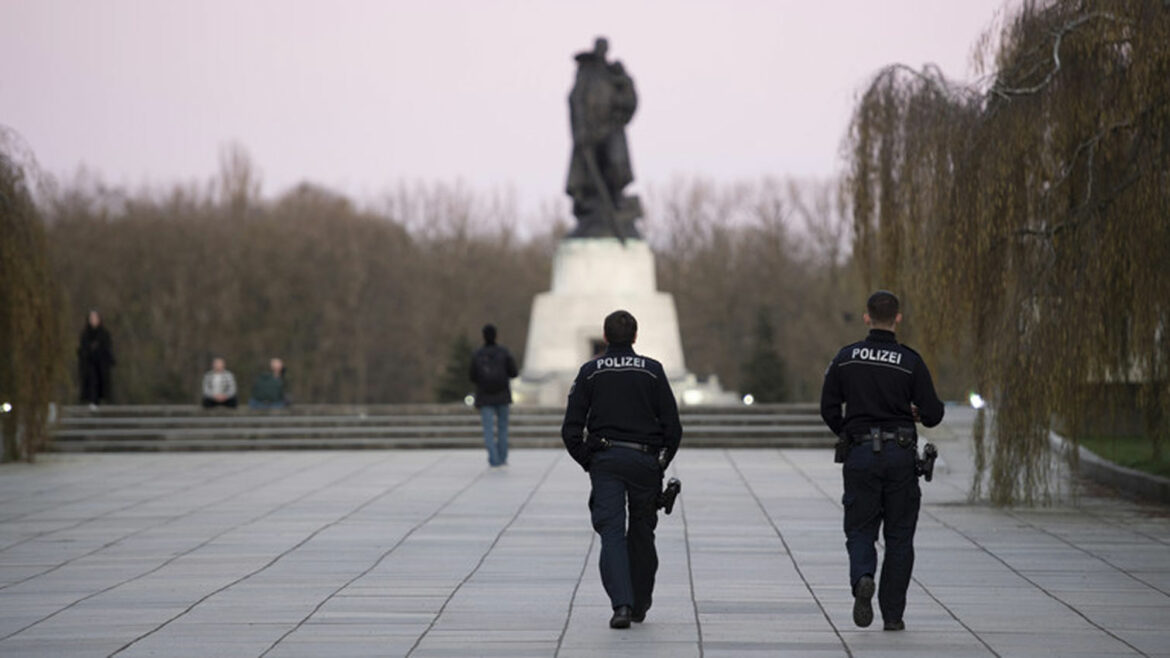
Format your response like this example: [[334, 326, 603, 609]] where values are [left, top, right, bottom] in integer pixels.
[[853, 575, 874, 628], [610, 605, 632, 629]]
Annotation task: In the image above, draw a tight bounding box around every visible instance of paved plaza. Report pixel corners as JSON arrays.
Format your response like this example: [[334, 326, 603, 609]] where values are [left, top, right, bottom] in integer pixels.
[[1, 408, 1168, 657]]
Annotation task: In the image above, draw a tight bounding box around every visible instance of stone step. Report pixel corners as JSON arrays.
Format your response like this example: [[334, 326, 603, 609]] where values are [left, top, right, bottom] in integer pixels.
[[52, 424, 832, 440], [48, 404, 835, 452], [47, 435, 834, 452], [58, 402, 822, 418], [58, 404, 557, 417], [55, 413, 826, 429]]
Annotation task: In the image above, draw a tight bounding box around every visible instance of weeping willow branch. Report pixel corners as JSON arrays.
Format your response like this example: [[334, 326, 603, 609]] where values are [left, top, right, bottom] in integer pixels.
[[990, 11, 1133, 99], [845, 0, 1170, 505], [0, 128, 65, 462]]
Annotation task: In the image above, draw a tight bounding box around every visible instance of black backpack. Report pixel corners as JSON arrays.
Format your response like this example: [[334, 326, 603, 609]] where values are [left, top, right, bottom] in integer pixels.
[[474, 349, 509, 394]]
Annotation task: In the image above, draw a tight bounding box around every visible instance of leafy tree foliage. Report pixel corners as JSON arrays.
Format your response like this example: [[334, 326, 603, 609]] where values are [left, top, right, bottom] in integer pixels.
[[740, 308, 788, 403], [0, 131, 65, 461], [846, 0, 1170, 504], [436, 334, 475, 403]]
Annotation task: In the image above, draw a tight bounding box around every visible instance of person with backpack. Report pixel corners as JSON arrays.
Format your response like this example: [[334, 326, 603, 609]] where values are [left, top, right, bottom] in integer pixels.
[[469, 324, 519, 467]]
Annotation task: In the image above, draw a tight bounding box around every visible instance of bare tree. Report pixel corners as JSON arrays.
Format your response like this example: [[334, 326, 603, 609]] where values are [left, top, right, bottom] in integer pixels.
[[648, 177, 860, 400]]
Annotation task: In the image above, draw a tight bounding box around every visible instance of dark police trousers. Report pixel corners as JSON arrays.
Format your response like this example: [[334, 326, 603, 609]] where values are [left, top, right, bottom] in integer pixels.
[[588, 448, 662, 612], [842, 438, 921, 623]]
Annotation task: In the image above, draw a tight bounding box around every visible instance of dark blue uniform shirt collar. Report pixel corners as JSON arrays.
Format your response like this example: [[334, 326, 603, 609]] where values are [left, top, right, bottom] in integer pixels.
[[605, 343, 636, 355], [866, 329, 897, 343]]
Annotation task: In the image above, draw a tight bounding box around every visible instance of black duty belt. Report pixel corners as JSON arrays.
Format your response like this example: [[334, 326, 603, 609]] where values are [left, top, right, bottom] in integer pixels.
[[602, 438, 655, 454], [850, 431, 904, 444], [850, 427, 916, 452]]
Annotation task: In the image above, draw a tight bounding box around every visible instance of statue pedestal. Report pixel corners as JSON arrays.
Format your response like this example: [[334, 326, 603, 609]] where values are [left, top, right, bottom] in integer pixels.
[[516, 238, 711, 406]]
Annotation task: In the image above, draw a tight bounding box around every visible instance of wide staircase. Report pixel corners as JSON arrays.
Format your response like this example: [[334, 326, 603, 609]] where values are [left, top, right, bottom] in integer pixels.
[[49, 403, 835, 452]]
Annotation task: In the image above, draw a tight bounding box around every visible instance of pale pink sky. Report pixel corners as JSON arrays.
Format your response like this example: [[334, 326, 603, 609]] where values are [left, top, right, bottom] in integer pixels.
[[1, 0, 1009, 216]]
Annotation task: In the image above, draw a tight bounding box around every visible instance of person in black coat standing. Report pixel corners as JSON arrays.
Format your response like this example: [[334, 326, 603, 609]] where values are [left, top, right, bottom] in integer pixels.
[[469, 324, 518, 467], [78, 310, 115, 409]]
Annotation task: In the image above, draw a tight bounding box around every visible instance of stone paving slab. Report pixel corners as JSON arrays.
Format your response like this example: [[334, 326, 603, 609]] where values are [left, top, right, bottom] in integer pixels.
[[1, 408, 1169, 657]]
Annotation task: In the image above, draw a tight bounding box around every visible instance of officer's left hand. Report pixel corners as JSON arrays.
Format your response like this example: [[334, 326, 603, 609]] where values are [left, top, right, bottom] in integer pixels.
[[585, 435, 606, 454], [911, 403, 921, 423]]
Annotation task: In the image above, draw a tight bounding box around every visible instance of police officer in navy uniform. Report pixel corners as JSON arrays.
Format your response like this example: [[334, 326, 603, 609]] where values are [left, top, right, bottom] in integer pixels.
[[562, 310, 682, 629], [820, 291, 944, 631]]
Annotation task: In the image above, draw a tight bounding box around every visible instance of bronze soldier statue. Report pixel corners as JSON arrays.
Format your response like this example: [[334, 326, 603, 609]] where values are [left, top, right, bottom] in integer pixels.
[[566, 38, 643, 241]]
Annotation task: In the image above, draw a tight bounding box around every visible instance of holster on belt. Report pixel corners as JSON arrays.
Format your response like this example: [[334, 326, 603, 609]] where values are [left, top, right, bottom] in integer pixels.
[[834, 433, 849, 463]]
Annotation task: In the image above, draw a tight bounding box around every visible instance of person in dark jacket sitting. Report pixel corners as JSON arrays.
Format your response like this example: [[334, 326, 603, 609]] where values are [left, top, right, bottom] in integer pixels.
[[469, 324, 518, 467], [249, 357, 288, 409]]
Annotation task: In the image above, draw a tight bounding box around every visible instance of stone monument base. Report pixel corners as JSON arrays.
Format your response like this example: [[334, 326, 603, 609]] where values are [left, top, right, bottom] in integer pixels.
[[514, 238, 736, 406]]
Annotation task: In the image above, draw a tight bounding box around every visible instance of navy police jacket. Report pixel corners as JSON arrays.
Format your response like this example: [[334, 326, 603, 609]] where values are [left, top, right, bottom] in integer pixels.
[[820, 329, 944, 437], [561, 343, 682, 471]]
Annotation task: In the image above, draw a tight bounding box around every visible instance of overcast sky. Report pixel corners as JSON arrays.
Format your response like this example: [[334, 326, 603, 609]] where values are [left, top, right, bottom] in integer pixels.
[[2, 0, 1009, 217]]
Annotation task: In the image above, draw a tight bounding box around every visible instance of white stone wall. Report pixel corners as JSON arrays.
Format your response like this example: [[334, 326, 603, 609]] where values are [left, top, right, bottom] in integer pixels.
[[515, 237, 736, 406], [520, 238, 686, 381]]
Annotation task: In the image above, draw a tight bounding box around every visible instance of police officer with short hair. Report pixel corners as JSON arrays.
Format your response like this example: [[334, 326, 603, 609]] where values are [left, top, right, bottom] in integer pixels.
[[820, 291, 944, 631], [562, 309, 682, 629]]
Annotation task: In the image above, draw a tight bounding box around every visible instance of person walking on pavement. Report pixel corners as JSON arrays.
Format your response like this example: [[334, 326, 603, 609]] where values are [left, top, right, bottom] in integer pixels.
[[819, 291, 944, 631], [470, 324, 518, 468], [562, 310, 683, 629]]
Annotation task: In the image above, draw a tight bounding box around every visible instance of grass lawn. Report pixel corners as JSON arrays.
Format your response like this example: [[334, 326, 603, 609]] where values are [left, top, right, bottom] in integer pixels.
[[1078, 435, 1170, 479]]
